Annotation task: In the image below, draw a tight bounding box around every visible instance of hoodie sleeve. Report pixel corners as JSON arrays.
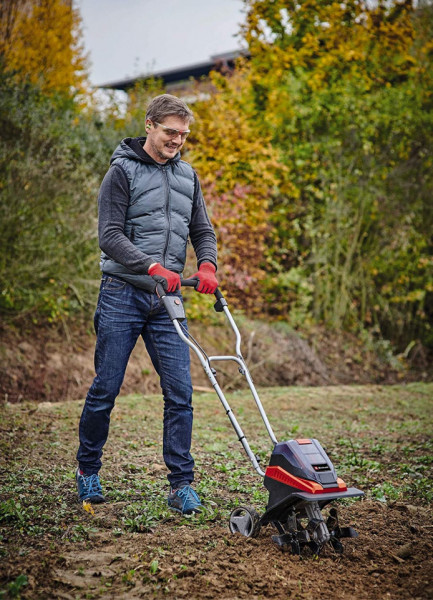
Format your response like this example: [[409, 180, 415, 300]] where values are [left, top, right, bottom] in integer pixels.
[[98, 165, 155, 273], [189, 172, 218, 269]]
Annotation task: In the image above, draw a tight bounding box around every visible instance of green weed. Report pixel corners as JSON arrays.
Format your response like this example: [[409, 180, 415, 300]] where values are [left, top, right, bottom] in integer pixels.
[[121, 569, 136, 587], [68, 524, 99, 542], [0, 574, 28, 599], [0, 499, 27, 525], [371, 482, 401, 503], [121, 498, 170, 533], [149, 560, 159, 575]]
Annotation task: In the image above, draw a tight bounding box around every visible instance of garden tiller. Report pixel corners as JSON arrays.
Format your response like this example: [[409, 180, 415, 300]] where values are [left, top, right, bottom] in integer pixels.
[[158, 280, 364, 555]]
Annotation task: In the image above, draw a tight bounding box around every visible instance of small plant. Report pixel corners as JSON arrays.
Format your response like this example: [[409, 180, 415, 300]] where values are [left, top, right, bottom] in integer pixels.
[[149, 559, 159, 575], [371, 482, 401, 504], [0, 499, 26, 525], [121, 569, 136, 587], [121, 499, 170, 533], [69, 524, 99, 542], [2, 574, 28, 599]]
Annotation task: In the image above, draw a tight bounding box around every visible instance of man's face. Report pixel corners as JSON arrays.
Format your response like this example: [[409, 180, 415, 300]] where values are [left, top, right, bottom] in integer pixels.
[[144, 115, 190, 163]]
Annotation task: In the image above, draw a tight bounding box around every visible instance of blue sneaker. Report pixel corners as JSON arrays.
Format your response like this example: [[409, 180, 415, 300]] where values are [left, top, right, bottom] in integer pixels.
[[76, 468, 105, 504], [167, 484, 202, 514]]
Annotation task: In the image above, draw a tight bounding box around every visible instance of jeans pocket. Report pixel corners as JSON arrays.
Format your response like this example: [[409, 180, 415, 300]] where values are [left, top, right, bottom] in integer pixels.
[[102, 276, 127, 292]]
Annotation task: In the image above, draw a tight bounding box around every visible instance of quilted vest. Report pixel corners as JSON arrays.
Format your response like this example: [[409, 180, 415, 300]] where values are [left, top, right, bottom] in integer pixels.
[[100, 148, 195, 291]]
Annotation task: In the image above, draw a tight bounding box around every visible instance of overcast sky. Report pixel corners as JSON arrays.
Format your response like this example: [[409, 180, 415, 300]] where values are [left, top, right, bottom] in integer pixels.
[[76, 0, 247, 87]]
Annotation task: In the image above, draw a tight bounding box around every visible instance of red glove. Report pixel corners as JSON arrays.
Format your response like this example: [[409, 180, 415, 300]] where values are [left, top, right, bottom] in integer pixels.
[[148, 263, 181, 292], [191, 262, 218, 294]]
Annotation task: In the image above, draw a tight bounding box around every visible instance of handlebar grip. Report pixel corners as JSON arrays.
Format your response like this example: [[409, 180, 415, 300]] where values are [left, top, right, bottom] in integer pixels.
[[156, 279, 198, 296], [180, 278, 199, 287], [157, 278, 226, 312], [181, 279, 224, 302], [155, 282, 166, 297], [156, 279, 223, 302]]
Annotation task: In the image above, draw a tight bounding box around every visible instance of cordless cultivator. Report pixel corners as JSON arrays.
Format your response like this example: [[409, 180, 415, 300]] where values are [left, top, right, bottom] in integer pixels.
[[159, 281, 364, 555]]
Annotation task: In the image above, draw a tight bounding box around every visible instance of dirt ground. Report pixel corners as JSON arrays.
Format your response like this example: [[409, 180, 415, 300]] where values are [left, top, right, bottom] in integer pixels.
[[4, 502, 432, 600], [1, 384, 432, 599]]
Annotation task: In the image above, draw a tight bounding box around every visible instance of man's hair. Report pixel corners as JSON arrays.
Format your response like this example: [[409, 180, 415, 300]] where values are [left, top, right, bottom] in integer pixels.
[[145, 94, 194, 124]]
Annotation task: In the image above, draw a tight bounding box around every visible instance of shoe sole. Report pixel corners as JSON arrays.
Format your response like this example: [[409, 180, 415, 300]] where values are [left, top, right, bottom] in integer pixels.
[[79, 495, 106, 504], [167, 503, 202, 515]]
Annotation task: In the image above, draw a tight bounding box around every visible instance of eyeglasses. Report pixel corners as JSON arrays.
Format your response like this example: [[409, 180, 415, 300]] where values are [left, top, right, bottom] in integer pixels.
[[154, 122, 191, 140]]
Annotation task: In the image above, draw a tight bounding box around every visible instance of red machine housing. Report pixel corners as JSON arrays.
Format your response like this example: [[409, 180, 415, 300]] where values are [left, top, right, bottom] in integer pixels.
[[261, 438, 363, 524]]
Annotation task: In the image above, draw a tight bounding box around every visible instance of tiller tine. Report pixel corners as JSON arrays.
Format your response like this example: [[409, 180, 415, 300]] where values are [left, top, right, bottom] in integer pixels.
[[326, 507, 359, 541], [271, 529, 310, 554], [333, 525, 359, 539]]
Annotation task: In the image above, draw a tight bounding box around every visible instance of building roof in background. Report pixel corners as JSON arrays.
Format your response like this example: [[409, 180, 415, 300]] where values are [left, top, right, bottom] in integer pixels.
[[99, 50, 248, 91]]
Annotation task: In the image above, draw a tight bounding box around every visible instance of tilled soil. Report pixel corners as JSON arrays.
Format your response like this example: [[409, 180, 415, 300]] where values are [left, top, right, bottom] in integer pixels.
[[2, 502, 432, 599]]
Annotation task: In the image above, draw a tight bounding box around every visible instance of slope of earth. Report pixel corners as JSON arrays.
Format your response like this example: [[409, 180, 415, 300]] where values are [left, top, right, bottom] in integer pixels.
[[0, 383, 432, 599], [1, 312, 431, 404]]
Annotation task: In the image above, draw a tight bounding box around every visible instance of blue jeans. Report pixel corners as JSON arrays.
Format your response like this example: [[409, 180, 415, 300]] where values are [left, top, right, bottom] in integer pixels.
[[76, 275, 194, 488]]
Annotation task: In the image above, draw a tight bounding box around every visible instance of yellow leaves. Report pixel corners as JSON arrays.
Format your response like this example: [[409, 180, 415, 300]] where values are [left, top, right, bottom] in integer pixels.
[[188, 66, 281, 307], [418, 257, 432, 269], [390, 290, 425, 304], [245, 0, 422, 97], [1, 0, 89, 96], [82, 500, 95, 516]]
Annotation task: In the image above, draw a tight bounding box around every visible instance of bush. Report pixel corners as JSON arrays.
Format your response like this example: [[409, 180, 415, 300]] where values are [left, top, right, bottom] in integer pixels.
[[0, 73, 106, 322]]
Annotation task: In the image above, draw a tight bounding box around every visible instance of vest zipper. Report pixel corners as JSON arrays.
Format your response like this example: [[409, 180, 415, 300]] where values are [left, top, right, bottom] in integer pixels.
[[161, 166, 171, 267]]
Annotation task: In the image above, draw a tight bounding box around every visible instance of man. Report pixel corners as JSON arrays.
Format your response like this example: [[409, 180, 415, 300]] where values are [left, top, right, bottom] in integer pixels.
[[76, 94, 218, 515]]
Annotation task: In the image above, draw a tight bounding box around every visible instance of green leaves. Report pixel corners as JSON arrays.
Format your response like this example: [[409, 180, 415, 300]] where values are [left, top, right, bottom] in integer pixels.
[[0, 73, 104, 323], [240, 0, 433, 350]]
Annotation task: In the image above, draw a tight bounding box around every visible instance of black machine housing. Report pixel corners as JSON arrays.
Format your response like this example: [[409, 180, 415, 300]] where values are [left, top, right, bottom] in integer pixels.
[[261, 438, 364, 526]]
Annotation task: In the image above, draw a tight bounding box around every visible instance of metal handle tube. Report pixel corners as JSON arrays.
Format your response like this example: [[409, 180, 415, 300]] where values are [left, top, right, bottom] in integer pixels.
[[212, 378, 266, 477], [208, 355, 245, 365], [167, 283, 275, 472], [172, 320, 265, 477], [221, 305, 242, 357], [242, 367, 278, 446], [217, 305, 278, 446]]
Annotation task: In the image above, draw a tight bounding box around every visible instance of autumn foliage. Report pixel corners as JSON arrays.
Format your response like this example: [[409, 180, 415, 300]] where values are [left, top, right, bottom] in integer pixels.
[[0, 0, 87, 95], [186, 68, 291, 310], [0, 0, 432, 357], [188, 0, 433, 349]]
